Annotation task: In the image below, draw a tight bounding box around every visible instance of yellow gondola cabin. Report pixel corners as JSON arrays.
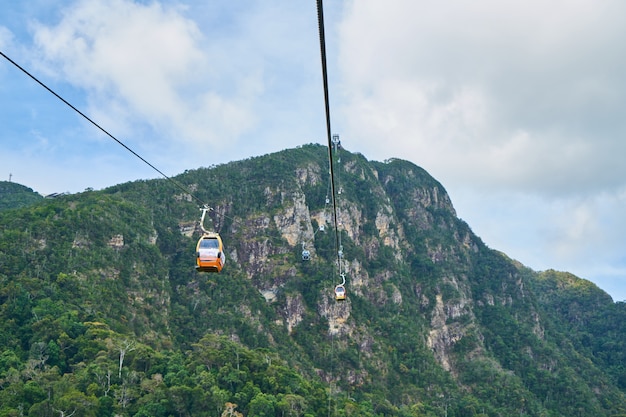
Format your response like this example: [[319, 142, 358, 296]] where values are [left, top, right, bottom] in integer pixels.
[[196, 233, 225, 273], [334, 284, 346, 301]]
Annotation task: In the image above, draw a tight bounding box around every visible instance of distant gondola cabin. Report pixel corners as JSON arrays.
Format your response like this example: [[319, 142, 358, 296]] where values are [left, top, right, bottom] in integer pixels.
[[335, 284, 346, 301], [196, 233, 225, 273]]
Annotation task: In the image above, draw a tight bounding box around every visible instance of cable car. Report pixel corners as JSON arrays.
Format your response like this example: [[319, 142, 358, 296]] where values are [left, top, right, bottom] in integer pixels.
[[302, 249, 311, 261], [334, 284, 346, 301], [196, 233, 225, 273]]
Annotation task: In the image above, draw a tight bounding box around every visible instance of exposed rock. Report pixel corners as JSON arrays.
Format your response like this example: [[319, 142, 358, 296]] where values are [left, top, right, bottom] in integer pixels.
[[273, 193, 313, 247], [345, 259, 368, 294], [295, 163, 322, 186], [531, 311, 545, 340], [178, 221, 196, 237], [72, 234, 90, 249], [374, 206, 403, 256], [108, 234, 124, 249], [390, 284, 402, 304], [336, 202, 363, 243], [427, 293, 473, 372], [260, 288, 277, 303], [173, 193, 193, 202], [319, 294, 352, 336], [241, 237, 274, 278], [284, 293, 305, 334]]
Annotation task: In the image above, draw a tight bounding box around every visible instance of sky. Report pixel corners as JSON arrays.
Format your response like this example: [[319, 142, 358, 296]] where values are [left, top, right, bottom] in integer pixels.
[[1, 0, 626, 301]]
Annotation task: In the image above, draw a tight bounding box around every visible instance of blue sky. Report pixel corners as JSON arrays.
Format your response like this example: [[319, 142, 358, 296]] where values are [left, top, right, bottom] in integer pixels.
[[2, 0, 626, 301]]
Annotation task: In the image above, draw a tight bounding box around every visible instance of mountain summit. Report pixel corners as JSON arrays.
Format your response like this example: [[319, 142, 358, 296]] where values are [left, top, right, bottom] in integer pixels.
[[0, 180, 43, 210]]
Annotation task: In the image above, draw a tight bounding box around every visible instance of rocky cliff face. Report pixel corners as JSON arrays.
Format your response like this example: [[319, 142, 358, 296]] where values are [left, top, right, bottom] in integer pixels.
[[173, 146, 624, 415], [187, 146, 513, 381]]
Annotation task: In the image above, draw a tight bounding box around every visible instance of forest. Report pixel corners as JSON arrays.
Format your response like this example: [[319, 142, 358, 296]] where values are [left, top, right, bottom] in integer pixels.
[[1, 144, 626, 416]]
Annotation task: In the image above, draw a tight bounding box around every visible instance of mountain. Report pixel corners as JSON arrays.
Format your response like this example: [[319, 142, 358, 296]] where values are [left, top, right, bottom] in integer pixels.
[[0, 180, 43, 211], [1, 143, 625, 416]]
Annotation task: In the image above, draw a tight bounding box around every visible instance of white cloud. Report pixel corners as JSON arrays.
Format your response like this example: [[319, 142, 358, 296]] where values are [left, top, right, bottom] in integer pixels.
[[22, 0, 329, 168], [451, 186, 626, 300], [337, 0, 626, 196], [30, 0, 259, 148], [332, 0, 626, 300]]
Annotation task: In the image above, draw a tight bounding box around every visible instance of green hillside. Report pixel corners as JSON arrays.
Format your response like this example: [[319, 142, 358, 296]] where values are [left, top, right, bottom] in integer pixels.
[[0, 181, 43, 211], [1, 144, 625, 416]]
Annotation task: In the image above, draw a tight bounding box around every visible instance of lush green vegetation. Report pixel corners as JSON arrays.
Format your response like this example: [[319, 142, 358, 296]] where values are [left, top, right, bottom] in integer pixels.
[[0, 181, 43, 211], [1, 144, 625, 416]]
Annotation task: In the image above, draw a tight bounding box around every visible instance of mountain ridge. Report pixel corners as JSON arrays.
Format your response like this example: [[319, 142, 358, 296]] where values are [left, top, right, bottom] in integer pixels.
[[1, 143, 625, 416]]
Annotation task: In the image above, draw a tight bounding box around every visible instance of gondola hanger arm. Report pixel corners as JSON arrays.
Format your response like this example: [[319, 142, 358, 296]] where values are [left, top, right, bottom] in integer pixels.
[[199, 206, 214, 234]]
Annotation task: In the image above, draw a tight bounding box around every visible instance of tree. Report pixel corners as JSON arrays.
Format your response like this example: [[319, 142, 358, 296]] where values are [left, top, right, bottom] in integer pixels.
[[248, 393, 276, 417], [116, 338, 137, 379], [222, 402, 244, 417], [277, 394, 307, 417]]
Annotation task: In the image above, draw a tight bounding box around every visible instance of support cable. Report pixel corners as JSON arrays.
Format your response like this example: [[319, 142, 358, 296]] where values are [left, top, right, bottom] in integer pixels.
[[316, 2, 343, 416], [0, 50, 208, 209], [316, 0, 342, 272]]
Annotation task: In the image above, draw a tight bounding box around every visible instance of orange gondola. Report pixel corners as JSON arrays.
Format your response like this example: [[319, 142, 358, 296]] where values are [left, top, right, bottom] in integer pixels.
[[196, 232, 225, 273], [195, 206, 225, 273]]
